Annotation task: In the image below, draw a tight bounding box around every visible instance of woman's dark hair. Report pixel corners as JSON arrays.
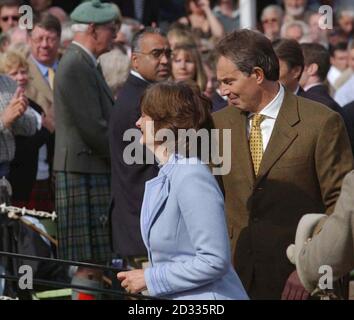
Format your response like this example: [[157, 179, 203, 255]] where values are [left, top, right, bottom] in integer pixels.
[[140, 81, 214, 160]]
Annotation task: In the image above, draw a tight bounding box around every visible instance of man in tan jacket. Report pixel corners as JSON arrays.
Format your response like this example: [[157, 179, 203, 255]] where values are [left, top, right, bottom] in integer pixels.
[[213, 29, 353, 299]]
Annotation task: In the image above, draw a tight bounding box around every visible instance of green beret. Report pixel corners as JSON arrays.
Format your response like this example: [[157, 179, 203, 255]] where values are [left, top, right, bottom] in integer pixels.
[[70, 0, 121, 24]]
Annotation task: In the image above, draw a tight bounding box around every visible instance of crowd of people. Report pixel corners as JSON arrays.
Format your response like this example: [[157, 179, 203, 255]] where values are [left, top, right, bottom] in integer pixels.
[[0, 0, 354, 300]]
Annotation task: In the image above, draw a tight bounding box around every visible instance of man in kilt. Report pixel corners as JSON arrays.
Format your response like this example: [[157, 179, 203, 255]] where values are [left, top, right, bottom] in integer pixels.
[[53, 0, 121, 299]]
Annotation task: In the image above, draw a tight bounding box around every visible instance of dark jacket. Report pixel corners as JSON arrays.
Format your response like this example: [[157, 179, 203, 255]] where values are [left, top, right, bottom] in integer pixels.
[[299, 84, 343, 114], [113, 0, 160, 26], [342, 101, 354, 156], [211, 92, 227, 113], [9, 99, 54, 202], [109, 73, 159, 257]]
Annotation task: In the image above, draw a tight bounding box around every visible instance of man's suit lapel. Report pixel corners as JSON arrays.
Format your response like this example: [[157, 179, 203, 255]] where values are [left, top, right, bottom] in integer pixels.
[[256, 91, 300, 185], [70, 43, 114, 103], [27, 59, 53, 106], [141, 173, 170, 249], [95, 63, 115, 103], [232, 108, 255, 185]]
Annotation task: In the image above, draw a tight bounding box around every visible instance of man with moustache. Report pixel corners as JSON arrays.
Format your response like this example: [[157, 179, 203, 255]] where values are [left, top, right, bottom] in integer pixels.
[[109, 27, 171, 271], [213, 29, 353, 299]]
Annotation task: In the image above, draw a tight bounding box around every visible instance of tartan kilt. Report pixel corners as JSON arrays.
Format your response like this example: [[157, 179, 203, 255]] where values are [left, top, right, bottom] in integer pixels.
[[55, 171, 112, 263]]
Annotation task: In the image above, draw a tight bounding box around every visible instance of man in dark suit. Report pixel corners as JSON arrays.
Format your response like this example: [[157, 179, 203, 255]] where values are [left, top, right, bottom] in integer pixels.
[[299, 43, 343, 114], [342, 101, 354, 156], [213, 29, 353, 299], [53, 0, 120, 299], [109, 27, 171, 268], [272, 38, 305, 96]]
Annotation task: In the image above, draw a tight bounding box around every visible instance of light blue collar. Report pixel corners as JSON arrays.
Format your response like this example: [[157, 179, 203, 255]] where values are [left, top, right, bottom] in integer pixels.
[[31, 56, 58, 80]]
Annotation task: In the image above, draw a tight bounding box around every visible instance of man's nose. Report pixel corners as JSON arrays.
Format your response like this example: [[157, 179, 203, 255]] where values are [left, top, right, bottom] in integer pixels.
[[219, 84, 229, 96], [40, 39, 50, 47], [160, 54, 169, 65]]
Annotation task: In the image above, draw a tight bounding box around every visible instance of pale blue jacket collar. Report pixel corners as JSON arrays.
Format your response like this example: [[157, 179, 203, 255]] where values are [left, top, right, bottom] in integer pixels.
[[140, 153, 181, 251]]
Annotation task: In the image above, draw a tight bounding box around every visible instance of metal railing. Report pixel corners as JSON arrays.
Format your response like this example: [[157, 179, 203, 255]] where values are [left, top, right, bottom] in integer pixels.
[[0, 251, 162, 300]]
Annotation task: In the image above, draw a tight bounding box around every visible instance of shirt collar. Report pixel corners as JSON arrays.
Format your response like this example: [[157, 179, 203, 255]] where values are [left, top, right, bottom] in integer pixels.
[[304, 82, 322, 91], [130, 70, 149, 83], [31, 55, 59, 78], [249, 84, 285, 120], [72, 41, 98, 66]]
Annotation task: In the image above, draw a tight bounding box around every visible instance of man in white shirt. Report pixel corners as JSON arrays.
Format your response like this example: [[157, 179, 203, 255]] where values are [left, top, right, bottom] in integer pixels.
[[213, 29, 353, 300], [327, 42, 349, 88], [109, 27, 171, 271], [335, 73, 354, 106]]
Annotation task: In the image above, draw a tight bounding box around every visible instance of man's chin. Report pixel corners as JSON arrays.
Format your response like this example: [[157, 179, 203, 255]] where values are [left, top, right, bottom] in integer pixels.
[[156, 74, 170, 82]]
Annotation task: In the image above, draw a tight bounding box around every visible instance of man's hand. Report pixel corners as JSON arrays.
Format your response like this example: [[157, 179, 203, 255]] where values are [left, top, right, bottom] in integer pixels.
[[41, 113, 55, 133], [117, 269, 147, 294], [198, 0, 211, 13], [281, 270, 310, 300], [1, 87, 28, 128]]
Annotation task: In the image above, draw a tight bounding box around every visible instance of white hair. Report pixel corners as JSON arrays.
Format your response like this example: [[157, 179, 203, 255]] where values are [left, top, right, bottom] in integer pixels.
[[61, 21, 74, 44], [337, 8, 354, 20], [98, 48, 130, 97], [71, 23, 89, 34], [261, 5, 284, 22], [281, 20, 309, 42]]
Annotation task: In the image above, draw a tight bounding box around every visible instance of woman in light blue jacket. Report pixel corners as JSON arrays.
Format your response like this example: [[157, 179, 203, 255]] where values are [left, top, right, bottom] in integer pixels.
[[117, 82, 248, 300]]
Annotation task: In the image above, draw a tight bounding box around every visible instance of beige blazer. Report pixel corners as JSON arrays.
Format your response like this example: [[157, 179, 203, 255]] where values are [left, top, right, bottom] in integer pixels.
[[25, 58, 54, 118], [297, 170, 354, 291]]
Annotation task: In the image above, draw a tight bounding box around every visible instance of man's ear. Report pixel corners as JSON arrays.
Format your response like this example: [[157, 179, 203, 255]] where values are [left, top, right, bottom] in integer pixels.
[[87, 23, 96, 38], [131, 53, 138, 70], [307, 63, 319, 77], [292, 65, 303, 81], [253, 67, 265, 84]]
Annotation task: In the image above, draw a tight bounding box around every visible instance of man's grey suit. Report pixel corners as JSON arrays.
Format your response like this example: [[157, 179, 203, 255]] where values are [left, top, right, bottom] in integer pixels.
[[54, 43, 114, 173]]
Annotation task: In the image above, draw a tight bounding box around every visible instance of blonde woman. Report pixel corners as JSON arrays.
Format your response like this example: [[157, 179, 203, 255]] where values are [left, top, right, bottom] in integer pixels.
[[171, 44, 207, 92], [0, 50, 54, 210]]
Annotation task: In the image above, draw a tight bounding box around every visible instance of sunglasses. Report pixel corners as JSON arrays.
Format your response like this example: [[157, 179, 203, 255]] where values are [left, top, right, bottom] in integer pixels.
[[1, 15, 20, 22], [136, 48, 172, 60]]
